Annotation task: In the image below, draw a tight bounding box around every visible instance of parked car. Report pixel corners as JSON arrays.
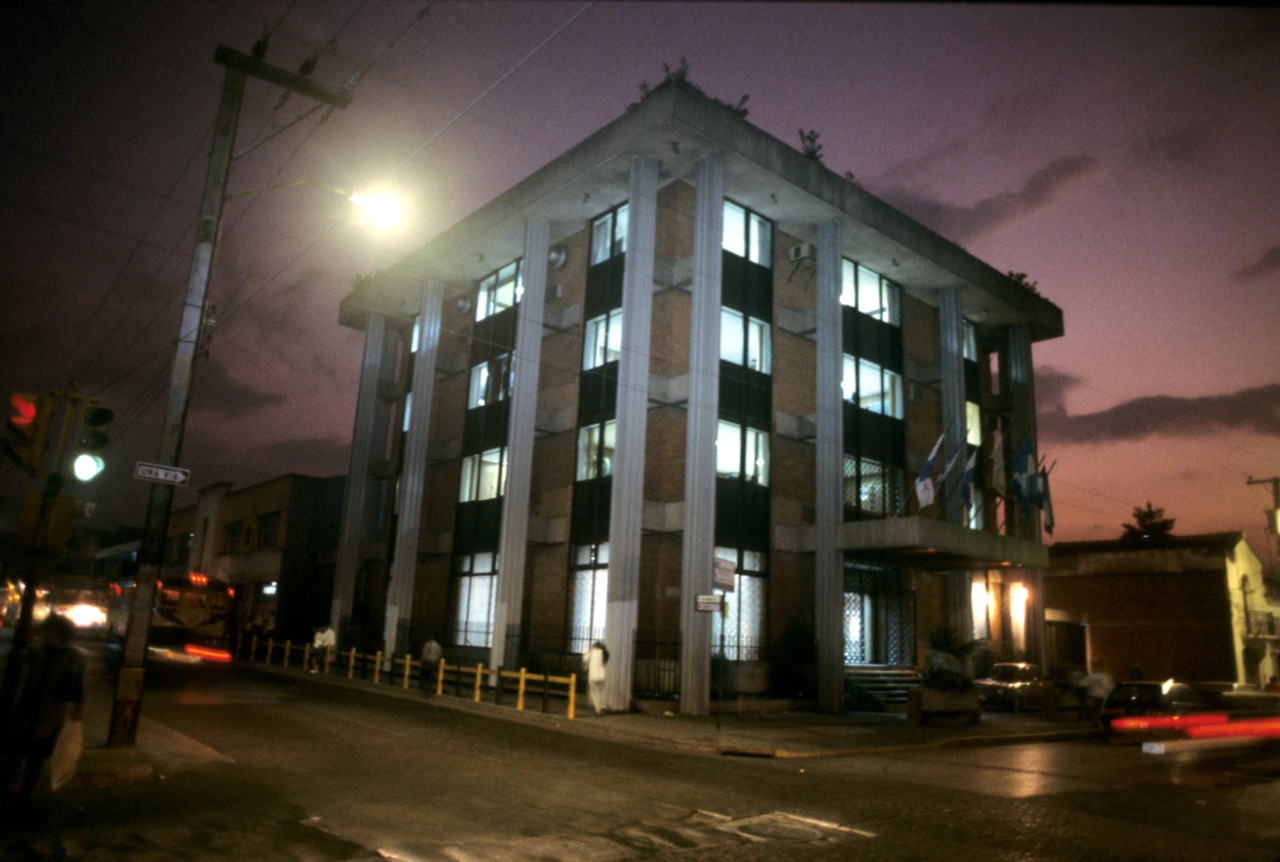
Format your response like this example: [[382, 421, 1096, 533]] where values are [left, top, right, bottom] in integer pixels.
[[974, 662, 1047, 711], [1098, 680, 1209, 730]]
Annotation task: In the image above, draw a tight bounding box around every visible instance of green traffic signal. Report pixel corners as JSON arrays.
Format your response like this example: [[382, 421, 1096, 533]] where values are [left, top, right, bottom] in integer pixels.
[[73, 401, 114, 482]]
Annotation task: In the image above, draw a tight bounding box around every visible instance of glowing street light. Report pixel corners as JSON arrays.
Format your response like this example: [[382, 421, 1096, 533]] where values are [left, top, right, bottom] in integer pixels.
[[349, 190, 406, 230]]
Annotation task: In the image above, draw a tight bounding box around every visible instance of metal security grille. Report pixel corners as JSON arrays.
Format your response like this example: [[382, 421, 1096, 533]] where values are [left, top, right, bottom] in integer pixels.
[[843, 563, 915, 666]]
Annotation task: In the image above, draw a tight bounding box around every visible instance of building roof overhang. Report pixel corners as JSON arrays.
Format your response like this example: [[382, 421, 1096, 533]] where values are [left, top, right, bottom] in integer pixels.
[[838, 517, 1049, 571], [341, 79, 1063, 343]]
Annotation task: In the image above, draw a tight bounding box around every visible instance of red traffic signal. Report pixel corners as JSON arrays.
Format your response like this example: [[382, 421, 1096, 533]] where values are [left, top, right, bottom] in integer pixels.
[[5, 392, 53, 474]]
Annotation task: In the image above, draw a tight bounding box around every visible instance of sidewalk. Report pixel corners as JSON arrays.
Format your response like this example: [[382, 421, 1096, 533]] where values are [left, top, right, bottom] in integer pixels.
[[71, 659, 1101, 792]]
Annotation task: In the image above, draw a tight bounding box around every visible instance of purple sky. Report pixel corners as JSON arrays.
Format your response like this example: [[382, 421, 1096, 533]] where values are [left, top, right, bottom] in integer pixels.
[[2, 2, 1277, 556]]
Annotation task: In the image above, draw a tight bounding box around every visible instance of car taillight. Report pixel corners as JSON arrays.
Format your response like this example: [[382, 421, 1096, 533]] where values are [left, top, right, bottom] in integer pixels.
[[184, 644, 232, 663], [1109, 713, 1229, 733], [1186, 717, 1280, 739]]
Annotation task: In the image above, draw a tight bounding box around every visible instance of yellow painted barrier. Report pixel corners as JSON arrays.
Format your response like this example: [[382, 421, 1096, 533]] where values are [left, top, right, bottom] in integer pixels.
[[255, 648, 577, 718]]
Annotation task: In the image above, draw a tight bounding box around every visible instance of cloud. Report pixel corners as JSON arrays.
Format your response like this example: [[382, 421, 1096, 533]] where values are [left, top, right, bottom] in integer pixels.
[[1129, 125, 1211, 172], [879, 155, 1098, 244], [1235, 245, 1280, 282], [1038, 367, 1280, 444], [190, 355, 287, 419], [877, 137, 969, 186]]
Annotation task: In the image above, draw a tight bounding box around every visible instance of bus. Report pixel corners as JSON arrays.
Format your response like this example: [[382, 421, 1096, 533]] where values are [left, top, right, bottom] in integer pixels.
[[107, 572, 235, 665]]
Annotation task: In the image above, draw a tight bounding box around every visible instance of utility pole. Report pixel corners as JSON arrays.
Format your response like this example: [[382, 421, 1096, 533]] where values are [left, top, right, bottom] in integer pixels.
[[107, 46, 351, 747], [1247, 475, 1280, 536]]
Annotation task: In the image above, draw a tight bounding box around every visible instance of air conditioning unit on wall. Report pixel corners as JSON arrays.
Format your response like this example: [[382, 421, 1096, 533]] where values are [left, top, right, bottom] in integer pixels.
[[788, 242, 815, 263]]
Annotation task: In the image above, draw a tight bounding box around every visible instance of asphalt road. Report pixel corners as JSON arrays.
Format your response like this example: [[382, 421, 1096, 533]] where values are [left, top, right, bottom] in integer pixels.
[[5, 654, 1280, 860]]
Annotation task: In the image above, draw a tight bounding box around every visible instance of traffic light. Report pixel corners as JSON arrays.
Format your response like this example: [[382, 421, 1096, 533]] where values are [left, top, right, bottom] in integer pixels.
[[5, 391, 53, 474], [72, 401, 114, 481]]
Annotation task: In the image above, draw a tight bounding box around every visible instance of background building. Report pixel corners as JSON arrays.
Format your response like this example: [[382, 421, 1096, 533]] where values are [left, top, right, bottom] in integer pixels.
[[167, 474, 344, 643], [1046, 532, 1277, 685], [334, 78, 1062, 713]]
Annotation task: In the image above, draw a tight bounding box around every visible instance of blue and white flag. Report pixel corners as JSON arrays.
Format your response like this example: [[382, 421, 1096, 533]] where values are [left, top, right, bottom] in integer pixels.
[[961, 448, 978, 512], [914, 432, 945, 509], [1008, 439, 1039, 510]]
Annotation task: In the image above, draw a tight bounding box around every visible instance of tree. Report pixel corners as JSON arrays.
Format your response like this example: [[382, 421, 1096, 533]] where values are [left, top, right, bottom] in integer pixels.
[[1121, 502, 1175, 540]]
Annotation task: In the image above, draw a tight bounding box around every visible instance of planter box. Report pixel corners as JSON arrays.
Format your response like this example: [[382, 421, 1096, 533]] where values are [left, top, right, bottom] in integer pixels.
[[907, 687, 981, 725]]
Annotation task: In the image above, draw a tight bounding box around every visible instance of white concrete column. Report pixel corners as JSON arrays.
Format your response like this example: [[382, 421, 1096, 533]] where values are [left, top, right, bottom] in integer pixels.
[[333, 313, 388, 636], [1003, 323, 1038, 541], [491, 217, 550, 670], [604, 155, 658, 712], [938, 287, 966, 525], [383, 280, 444, 657], [814, 219, 845, 712], [679, 155, 724, 716]]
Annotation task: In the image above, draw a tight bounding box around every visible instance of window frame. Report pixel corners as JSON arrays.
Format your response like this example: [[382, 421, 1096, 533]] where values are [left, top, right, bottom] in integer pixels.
[[468, 353, 514, 409], [450, 552, 498, 647], [842, 354, 903, 419], [711, 546, 766, 661], [720, 307, 772, 374], [840, 259, 901, 326], [568, 543, 609, 653], [458, 447, 508, 502], [590, 204, 629, 265], [716, 420, 770, 486], [475, 260, 523, 322], [583, 308, 623, 370], [576, 420, 617, 481], [722, 200, 772, 266]]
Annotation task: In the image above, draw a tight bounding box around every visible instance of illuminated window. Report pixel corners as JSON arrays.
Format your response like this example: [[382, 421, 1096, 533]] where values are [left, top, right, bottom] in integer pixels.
[[971, 579, 990, 640], [722, 201, 772, 266], [963, 320, 979, 362], [966, 402, 982, 447], [716, 420, 769, 486], [590, 204, 628, 265], [569, 543, 608, 653], [468, 354, 513, 409], [842, 355, 903, 418], [583, 308, 623, 369], [840, 260, 901, 326], [720, 308, 772, 373], [450, 553, 497, 647], [711, 547, 766, 661], [459, 447, 507, 502], [476, 260, 522, 322], [576, 420, 616, 481]]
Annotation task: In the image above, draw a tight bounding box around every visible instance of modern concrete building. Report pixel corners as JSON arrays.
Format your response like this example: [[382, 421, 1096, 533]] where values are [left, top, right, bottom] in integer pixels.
[[1046, 532, 1278, 685], [167, 473, 344, 642], [333, 77, 1063, 714]]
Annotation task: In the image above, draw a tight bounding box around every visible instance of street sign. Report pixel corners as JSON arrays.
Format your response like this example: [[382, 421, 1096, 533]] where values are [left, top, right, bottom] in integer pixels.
[[134, 461, 190, 486], [713, 559, 736, 591], [695, 594, 723, 613]]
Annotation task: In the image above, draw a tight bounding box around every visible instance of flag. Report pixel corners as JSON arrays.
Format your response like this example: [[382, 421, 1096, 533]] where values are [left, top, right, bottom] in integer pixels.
[[1008, 439, 1039, 511], [961, 448, 978, 512], [914, 432, 945, 509], [1039, 468, 1055, 535]]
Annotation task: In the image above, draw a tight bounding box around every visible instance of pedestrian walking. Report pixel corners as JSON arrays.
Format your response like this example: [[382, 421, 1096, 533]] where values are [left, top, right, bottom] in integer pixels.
[[1, 614, 85, 816], [420, 636, 443, 694], [311, 623, 335, 673], [583, 640, 608, 715]]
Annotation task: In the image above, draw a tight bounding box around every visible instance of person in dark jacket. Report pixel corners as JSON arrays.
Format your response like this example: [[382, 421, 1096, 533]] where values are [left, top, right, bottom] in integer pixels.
[[1, 614, 85, 813]]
